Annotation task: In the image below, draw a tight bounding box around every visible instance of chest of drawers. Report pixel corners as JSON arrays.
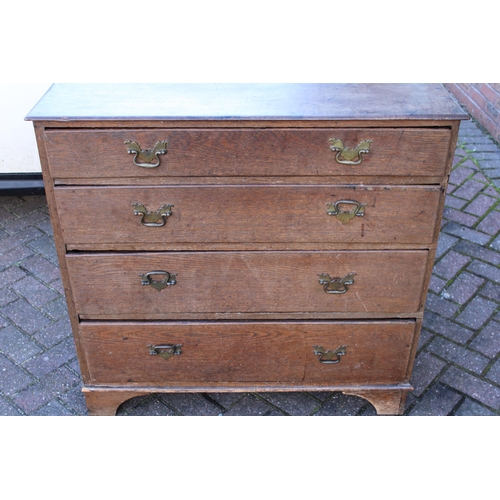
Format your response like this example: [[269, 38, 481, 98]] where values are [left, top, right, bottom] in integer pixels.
[[27, 84, 466, 415]]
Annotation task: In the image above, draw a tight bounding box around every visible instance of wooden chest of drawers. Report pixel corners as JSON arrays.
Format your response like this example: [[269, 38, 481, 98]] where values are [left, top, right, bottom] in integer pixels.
[[27, 84, 466, 415]]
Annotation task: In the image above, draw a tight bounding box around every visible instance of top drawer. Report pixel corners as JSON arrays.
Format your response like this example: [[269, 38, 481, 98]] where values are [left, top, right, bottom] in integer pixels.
[[44, 128, 452, 180]]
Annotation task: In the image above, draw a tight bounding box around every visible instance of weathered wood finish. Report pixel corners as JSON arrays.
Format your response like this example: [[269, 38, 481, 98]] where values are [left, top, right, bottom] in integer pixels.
[[66, 251, 428, 318], [26, 84, 466, 121], [54, 184, 442, 247], [44, 128, 452, 179], [80, 321, 415, 385], [53, 174, 449, 187], [32, 124, 91, 382], [82, 388, 151, 417], [343, 388, 409, 415], [83, 385, 413, 416], [26, 84, 467, 415]]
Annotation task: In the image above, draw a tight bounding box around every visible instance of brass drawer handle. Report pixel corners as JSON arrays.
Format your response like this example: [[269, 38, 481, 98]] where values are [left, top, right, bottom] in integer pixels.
[[148, 344, 182, 360], [318, 272, 355, 294], [124, 140, 168, 168], [140, 271, 177, 292], [313, 345, 347, 364], [329, 138, 372, 165], [326, 200, 365, 224], [132, 203, 173, 227]]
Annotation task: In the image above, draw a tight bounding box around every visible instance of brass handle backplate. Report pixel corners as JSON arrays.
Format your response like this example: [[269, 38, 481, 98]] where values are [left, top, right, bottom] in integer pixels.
[[326, 200, 365, 224], [140, 271, 177, 292], [329, 138, 372, 165], [313, 345, 347, 364], [148, 344, 182, 360], [132, 203, 173, 227], [318, 272, 355, 294], [125, 140, 168, 168]]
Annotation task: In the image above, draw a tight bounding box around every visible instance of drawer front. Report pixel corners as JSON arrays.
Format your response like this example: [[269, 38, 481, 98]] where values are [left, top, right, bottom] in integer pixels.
[[55, 184, 442, 247], [45, 128, 452, 179], [80, 321, 415, 385], [66, 251, 428, 318]]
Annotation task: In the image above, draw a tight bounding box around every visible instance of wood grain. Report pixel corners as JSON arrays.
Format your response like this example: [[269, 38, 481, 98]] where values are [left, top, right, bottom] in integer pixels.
[[27, 84, 464, 415], [37, 119, 464, 130], [66, 250, 429, 318], [54, 184, 442, 247], [53, 175, 448, 187], [79, 320, 415, 385], [343, 388, 409, 415], [44, 128, 452, 179], [32, 124, 92, 382], [26, 84, 467, 121], [82, 384, 413, 416]]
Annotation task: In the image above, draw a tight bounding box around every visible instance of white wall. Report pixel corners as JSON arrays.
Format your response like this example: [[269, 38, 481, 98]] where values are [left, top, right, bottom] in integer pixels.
[[0, 84, 52, 174]]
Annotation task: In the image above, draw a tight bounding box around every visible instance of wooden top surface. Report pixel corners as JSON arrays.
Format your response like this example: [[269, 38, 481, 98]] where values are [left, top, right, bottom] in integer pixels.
[[26, 83, 467, 122]]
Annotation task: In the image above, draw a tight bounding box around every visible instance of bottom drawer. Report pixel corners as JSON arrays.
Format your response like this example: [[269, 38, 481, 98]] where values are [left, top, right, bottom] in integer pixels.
[[80, 321, 416, 386]]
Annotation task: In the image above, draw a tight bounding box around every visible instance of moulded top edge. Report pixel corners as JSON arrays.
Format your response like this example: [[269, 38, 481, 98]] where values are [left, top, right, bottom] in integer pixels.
[[25, 83, 468, 122]]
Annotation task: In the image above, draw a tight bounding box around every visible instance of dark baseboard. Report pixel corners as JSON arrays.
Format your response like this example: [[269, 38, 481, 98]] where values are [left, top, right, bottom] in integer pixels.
[[0, 173, 45, 196]]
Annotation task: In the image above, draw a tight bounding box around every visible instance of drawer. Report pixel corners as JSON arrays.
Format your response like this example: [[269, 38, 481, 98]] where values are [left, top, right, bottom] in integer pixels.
[[80, 321, 415, 385], [44, 128, 452, 179], [55, 184, 442, 248], [66, 251, 428, 319]]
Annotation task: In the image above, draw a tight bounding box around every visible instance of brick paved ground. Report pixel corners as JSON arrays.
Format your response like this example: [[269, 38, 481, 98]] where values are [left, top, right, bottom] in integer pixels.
[[1, 117, 500, 416]]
